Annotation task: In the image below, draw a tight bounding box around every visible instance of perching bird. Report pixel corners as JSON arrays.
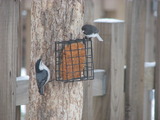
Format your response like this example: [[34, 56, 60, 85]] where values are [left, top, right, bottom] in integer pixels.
[[82, 24, 103, 41], [35, 59, 50, 95]]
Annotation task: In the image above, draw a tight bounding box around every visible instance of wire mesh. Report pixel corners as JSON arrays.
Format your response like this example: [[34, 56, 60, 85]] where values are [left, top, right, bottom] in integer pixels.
[[55, 38, 94, 82]]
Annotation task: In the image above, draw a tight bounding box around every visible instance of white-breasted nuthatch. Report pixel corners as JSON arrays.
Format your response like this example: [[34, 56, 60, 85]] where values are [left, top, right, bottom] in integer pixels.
[[35, 59, 50, 95], [82, 24, 103, 41]]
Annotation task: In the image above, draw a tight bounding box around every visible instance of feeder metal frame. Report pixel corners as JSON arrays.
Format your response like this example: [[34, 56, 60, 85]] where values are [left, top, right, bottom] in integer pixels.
[[55, 38, 94, 82]]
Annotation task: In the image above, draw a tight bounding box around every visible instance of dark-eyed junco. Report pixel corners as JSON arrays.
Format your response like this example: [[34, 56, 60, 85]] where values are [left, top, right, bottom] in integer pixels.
[[82, 24, 103, 41]]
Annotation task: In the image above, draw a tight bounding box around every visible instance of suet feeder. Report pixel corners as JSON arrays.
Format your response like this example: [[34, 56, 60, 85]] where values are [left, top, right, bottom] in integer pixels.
[[55, 38, 94, 82]]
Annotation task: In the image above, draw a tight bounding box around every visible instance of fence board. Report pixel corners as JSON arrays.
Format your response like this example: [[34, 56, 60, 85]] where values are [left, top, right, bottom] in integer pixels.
[[0, 1, 19, 120], [16, 78, 29, 106], [93, 19, 125, 120], [82, 0, 94, 120], [155, 1, 160, 119], [125, 0, 146, 120], [144, 64, 155, 120], [145, 0, 156, 62], [16, 1, 22, 119]]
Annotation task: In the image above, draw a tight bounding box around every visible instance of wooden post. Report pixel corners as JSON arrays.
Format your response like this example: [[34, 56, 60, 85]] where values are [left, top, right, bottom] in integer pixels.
[[27, 1, 84, 120], [125, 0, 146, 120], [0, 1, 19, 120], [93, 18, 125, 120], [155, 1, 160, 119]]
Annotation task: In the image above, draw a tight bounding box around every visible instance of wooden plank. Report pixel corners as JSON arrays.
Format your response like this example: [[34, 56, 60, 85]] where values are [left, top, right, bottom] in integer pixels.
[[16, 77, 29, 106], [103, 0, 125, 19], [145, 0, 156, 62], [82, 0, 94, 120], [16, 107, 21, 120], [143, 1, 156, 119], [84, 0, 94, 24], [110, 22, 125, 120], [125, 0, 146, 120], [82, 81, 93, 120], [16, 80, 29, 105], [16, 1, 22, 120], [25, 10, 31, 74], [20, 1, 31, 73], [93, 20, 112, 120], [144, 64, 155, 120], [0, 1, 19, 120], [93, 0, 105, 19], [93, 18, 125, 120], [24, 0, 31, 10], [155, 1, 160, 119]]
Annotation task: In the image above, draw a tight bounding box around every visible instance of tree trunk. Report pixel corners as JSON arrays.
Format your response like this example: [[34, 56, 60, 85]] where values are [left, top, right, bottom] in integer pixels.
[[27, 0, 84, 120]]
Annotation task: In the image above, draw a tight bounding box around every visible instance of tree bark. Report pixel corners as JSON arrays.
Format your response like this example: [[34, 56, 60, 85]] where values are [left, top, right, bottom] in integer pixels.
[[27, 0, 84, 120]]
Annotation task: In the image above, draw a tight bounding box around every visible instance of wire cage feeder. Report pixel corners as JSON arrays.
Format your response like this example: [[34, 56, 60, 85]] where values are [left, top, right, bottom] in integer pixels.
[[55, 38, 94, 82]]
